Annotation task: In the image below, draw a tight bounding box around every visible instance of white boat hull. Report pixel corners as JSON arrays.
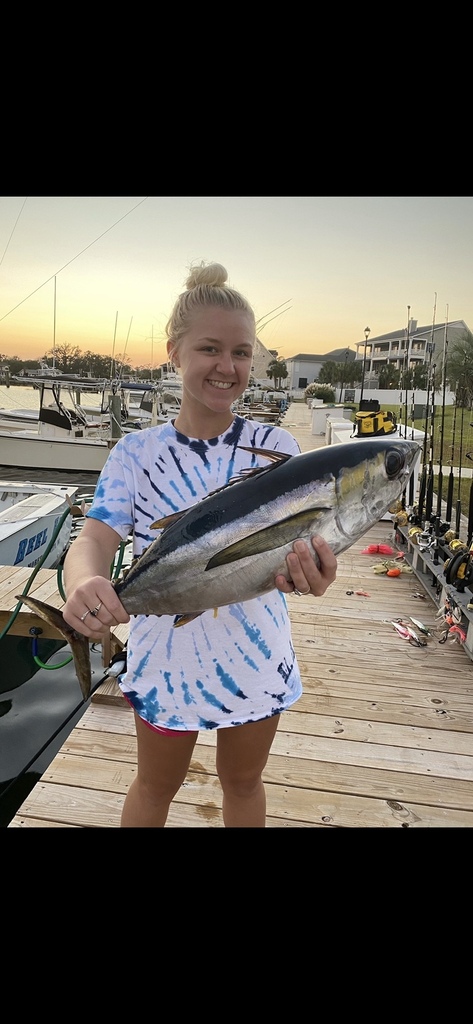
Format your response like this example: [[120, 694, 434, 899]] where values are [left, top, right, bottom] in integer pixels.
[[0, 429, 111, 472], [0, 481, 78, 568]]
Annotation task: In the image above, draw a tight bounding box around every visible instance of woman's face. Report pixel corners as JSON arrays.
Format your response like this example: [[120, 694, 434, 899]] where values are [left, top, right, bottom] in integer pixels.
[[168, 308, 255, 414]]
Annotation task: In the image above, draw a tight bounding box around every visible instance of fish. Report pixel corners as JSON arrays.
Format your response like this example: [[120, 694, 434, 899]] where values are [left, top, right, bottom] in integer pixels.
[[17, 437, 420, 700]]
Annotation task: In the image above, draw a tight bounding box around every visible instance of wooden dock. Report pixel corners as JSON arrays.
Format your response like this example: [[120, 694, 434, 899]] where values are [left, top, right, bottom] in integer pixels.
[[7, 402, 473, 827]]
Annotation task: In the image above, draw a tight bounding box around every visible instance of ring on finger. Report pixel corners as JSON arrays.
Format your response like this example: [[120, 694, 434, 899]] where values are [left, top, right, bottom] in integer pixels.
[[293, 587, 311, 597], [80, 608, 92, 622], [93, 602, 102, 614]]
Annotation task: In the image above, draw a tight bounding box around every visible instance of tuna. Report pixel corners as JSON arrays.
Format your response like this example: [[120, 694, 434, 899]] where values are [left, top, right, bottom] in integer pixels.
[[17, 438, 419, 699]]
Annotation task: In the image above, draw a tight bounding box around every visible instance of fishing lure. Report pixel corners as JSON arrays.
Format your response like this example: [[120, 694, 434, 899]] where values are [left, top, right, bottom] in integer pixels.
[[409, 616, 433, 637], [448, 624, 467, 644]]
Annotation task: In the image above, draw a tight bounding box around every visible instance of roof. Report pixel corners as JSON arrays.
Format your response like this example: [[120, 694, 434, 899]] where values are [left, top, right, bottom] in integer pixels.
[[286, 349, 356, 362], [362, 320, 468, 344]]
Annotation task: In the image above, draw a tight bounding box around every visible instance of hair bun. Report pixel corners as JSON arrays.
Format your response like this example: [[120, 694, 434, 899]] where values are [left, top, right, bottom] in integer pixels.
[[185, 261, 228, 290]]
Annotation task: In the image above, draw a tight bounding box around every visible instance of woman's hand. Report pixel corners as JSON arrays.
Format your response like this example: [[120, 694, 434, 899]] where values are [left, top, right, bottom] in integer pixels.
[[62, 576, 130, 637], [275, 535, 337, 598]]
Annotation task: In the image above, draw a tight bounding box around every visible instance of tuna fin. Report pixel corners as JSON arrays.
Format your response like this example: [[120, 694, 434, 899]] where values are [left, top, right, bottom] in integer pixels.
[[152, 450, 294, 531], [172, 612, 204, 627], [151, 510, 189, 529], [237, 446, 293, 464], [205, 508, 331, 569], [15, 594, 92, 701]]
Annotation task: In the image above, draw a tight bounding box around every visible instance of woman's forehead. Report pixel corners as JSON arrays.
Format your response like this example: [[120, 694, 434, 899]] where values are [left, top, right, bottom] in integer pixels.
[[188, 307, 255, 340]]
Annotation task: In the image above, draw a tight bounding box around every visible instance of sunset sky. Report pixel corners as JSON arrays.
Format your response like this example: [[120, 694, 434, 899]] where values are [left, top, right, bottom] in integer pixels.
[[1, 195, 472, 371]]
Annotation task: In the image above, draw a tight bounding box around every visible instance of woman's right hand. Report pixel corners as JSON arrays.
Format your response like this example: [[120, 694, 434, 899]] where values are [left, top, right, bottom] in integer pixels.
[[62, 576, 130, 636]]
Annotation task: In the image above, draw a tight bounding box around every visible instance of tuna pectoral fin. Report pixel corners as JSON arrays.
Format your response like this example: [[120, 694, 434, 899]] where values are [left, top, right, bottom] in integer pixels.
[[205, 508, 330, 569], [15, 595, 92, 702]]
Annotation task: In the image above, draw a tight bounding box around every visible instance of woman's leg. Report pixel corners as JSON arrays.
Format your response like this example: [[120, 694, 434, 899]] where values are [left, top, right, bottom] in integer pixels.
[[216, 715, 281, 827], [120, 713, 199, 827]]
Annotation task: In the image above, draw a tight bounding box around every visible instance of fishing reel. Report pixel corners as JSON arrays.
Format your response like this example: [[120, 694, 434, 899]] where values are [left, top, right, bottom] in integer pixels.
[[443, 544, 473, 591], [408, 526, 435, 551], [408, 526, 423, 544]]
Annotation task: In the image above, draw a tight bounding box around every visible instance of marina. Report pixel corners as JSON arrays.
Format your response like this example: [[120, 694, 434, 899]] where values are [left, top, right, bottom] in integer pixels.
[[4, 401, 473, 828]]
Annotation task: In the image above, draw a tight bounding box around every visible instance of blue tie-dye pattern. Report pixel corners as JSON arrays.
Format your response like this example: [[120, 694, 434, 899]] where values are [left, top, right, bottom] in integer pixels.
[[264, 689, 287, 703], [181, 680, 197, 706], [213, 659, 247, 699], [233, 643, 259, 670], [195, 679, 233, 713], [166, 714, 187, 729], [277, 656, 295, 684], [134, 501, 156, 524], [264, 592, 288, 626], [94, 418, 303, 731], [198, 717, 220, 730], [228, 604, 272, 659], [163, 671, 174, 694], [127, 686, 166, 721], [167, 446, 199, 497], [194, 466, 208, 490], [141, 467, 181, 512]]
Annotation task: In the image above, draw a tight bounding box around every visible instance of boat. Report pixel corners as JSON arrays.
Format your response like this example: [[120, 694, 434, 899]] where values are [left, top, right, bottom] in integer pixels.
[[0, 479, 78, 568], [0, 372, 184, 472], [0, 377, 126, 473]]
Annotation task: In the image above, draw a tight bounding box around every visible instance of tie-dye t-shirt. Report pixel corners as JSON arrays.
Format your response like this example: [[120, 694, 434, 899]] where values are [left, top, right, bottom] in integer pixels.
[[86, 415, 303, 731]]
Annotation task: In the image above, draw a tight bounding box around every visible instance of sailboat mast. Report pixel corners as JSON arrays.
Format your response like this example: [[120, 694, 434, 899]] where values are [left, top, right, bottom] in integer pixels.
[[52, 276, 57, 371]]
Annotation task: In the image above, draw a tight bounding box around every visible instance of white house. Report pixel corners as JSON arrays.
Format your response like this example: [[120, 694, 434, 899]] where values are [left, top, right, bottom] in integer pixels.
[[354, 319, 469, 387]]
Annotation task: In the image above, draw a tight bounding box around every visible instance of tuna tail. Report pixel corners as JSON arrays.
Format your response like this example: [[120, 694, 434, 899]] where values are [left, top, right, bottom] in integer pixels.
[[15, 595, 92, 701]]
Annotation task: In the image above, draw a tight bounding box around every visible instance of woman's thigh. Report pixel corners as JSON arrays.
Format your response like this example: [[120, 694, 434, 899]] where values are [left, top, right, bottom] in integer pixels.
[[215, 714, 281, 784], [134, 712, 199, 793]]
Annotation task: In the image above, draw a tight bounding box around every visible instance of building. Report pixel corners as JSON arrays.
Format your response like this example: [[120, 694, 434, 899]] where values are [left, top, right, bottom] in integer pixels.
[[354, 319, 469, 386], [284, 349, 357, 392], [250, 336, 280, 383]]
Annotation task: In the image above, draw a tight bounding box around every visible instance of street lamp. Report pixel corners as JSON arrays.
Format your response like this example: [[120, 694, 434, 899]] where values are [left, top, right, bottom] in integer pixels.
[[359, 326, 371, 407], [339, 349, 350, 403]]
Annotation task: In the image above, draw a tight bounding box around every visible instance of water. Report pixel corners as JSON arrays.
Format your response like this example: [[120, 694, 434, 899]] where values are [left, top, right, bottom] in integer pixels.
[[0, 639, 107, 827]]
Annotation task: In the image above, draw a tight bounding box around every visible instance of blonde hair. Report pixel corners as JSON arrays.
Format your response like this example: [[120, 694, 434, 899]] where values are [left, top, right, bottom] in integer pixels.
[[165, 261, 255, 355]]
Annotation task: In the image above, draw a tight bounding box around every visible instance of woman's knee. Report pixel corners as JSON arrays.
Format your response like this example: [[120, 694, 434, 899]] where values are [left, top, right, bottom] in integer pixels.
[[217, 766, 264, 799]]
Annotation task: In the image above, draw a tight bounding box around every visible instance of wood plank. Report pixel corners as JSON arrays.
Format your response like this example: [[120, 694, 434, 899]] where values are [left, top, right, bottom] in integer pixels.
[[60, 728, 473, 810]]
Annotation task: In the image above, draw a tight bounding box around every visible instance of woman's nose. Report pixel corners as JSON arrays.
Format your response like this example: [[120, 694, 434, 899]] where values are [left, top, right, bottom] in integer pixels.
[[216, 351, 235, 373]]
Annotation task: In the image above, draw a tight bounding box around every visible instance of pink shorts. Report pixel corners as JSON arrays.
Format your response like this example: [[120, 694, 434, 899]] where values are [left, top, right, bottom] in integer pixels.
[[123, 695, 198, 736]]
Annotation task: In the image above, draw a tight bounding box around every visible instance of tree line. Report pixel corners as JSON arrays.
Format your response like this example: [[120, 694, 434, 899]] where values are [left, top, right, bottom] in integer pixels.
[[3, 330, 473, 401]]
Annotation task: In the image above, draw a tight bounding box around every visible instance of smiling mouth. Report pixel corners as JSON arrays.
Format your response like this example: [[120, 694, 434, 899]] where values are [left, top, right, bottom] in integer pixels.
[[207, 380, 233, 389]]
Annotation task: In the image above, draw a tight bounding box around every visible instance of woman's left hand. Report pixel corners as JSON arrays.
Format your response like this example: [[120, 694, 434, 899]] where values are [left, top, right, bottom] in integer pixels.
[[275, 534, 337, 598]]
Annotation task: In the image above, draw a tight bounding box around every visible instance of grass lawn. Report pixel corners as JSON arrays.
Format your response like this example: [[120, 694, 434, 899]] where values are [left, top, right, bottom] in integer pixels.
[[351, 402, 473, 522]]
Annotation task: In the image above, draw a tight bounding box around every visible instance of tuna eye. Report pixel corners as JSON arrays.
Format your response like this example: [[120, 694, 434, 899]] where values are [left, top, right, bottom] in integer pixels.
[[385, 450, 403, 477]]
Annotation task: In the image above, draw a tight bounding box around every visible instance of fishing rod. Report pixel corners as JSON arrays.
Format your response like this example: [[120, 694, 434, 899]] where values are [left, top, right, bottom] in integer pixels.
[[403, 306, 410, 440], [417, 294, 436, 524], [408, 389, 415, 506], [399, 308, 412, 513], [435, 308, 449, 518], [456, 383, 466, 538], [445, 390, 457, 525], [424, 355, 437, 525]]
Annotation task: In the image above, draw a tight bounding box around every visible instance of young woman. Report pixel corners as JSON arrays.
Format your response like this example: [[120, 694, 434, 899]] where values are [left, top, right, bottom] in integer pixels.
[[61, 262, 338, 827]]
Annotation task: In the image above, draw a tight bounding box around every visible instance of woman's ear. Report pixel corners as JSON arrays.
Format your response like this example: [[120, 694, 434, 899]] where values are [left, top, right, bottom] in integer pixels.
[[167, 341, 178, 367]]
